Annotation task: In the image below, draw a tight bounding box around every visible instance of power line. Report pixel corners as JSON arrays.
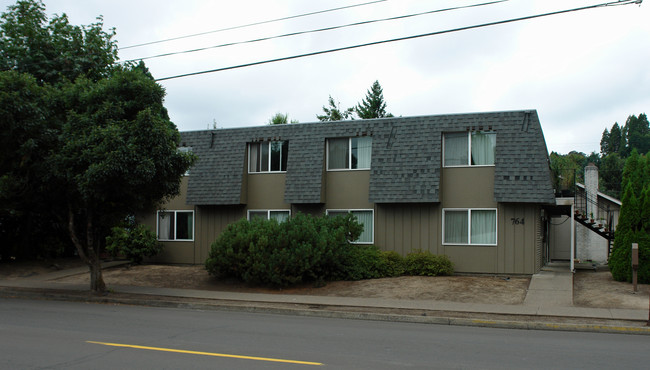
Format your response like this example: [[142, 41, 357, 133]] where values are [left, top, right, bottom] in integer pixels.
[[156, 0, 642, 82], [120, 0, 388, 50], [123, 0, 509, 63]]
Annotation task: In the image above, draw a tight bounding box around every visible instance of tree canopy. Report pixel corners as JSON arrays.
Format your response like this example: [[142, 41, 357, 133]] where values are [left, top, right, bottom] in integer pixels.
[[317, 95, 354, 122], [600, 114, 649, 158], [0, 0, 117, 85], [268, 112, 298, 125], [0, 0, 194, 292]]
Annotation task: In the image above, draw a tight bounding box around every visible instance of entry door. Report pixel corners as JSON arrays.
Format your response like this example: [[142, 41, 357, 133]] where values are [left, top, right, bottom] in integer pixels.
[[549, 215, 571, 260]]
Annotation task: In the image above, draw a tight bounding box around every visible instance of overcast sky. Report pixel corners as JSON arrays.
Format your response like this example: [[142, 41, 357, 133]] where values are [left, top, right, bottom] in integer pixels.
[[4, 0, 649, 154]]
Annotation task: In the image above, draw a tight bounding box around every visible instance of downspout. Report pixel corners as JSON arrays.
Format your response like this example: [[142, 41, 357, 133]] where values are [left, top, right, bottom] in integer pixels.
[[570, 167, 576, 272], [571, 201, 575, 272]]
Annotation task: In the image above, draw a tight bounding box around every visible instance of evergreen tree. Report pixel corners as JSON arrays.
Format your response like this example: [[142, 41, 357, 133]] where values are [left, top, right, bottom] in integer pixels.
[[609, 151, 650, 283], [624, 114, 650, 155], [600, 128, 610, 156], [599, 153, 624, 198], [355, 80, 393, 119], [621, 149, 642, 197], [608, 122, 623, 155]]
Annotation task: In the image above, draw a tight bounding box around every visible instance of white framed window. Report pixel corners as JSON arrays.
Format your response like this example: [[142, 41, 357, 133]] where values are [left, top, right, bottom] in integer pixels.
[[247, 209, 291, 222], [178, 146, 192, 176], [443, 208, 497, 245], [249, 141, 288, 173], [327, 137, 372, 170], [443, 131, 496, 167], [157, 210, 194, 241], [326, 209, 374, 244]]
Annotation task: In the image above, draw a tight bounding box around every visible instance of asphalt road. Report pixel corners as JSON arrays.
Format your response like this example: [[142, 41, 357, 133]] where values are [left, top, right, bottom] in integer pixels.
[[1, 298, 649, 369]]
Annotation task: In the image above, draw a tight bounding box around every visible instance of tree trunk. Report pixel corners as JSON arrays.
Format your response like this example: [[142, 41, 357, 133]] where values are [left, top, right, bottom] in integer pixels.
[[88, 254, 106, 293], [68, 206, 106, 293]]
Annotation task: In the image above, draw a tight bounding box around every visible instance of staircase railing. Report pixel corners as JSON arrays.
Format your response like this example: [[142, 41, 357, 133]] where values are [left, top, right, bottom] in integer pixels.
[[573, 184, 615, 256]]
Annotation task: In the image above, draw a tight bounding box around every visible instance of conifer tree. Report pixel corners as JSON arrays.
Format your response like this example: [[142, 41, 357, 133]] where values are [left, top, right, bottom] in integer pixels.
[[355, 80, 393, 119]]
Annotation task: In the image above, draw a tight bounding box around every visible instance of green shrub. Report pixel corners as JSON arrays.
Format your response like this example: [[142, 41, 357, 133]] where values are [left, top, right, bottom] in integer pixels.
[[106, 224, 162, 264], [404, 250, 454, 276], [338, 244, 384, 281], [378, 250, 406, 277], [609, 231, 650, 283], [205, 212, 364, 287]]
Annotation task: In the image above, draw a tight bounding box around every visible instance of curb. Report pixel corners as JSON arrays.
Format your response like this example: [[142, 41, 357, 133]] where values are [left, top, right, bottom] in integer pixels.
[[2, 286, 649, 335]]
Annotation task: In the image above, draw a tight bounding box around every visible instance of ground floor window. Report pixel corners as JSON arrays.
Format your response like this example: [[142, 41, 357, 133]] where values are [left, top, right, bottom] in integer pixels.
[[326, 209, 374, 244], [443, 208, 496, 245], [247, 209, 290, 222], [157, 210, 194, 241]]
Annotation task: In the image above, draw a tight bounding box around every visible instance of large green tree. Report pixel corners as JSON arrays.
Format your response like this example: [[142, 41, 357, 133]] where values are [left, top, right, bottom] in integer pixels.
[[0, 71, 63, 258], [0, 0, 116, 85], [0, 0, 113, 258], [599, 153, 624, 198], [0, 1, 193, 292], [355, 80, 393, 119], [624, 114, 650, 156], [609, 150, 650, 283], [52, 67, 194, 291]]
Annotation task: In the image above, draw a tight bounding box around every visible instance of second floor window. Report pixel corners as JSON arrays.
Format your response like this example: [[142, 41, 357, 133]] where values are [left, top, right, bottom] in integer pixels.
[[249, 141, 288, 173], [327, 136, 372, 170], [444, 131, 496, 167]]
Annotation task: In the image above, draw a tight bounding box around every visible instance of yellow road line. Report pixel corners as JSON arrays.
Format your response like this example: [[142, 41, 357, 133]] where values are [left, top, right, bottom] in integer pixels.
[[87, 341, 323, 366]]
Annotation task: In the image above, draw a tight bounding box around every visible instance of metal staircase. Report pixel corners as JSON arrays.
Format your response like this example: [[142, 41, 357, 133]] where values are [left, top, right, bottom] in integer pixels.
[[573, 187, 615, 256]]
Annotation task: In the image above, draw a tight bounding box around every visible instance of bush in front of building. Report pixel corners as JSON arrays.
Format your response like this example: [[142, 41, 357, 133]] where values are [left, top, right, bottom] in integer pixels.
[[106, 224, 163, 264], [205, 214, 454, 287], [404, 250, 454, 276], [205, 212, 365, 287], [378, 250, 406, 277]]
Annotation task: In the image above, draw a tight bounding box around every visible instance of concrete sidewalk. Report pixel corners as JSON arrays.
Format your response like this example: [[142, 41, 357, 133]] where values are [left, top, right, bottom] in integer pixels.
[[1, 262, 649, 334]]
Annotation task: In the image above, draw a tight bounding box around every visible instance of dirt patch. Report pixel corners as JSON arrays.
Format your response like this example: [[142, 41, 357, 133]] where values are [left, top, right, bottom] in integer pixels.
[[4, 258, 650, 310], [51, 263, 530, 305], [574, 269, 649, 310], [0, 258, 86, 280]]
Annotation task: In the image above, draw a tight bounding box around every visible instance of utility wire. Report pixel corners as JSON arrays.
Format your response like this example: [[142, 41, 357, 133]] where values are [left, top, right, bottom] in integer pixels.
[[156, 0, 642, 82], [120, 0, 388, 50], [123, 0, 509, 63]]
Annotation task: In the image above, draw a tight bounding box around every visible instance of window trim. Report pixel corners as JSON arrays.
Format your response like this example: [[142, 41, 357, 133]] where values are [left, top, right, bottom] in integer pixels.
[[156, 210, 194, 241], [442, 131, 496, 168], [325, 209, 374, 244], [326, 137, 372, 171], [442, 208, 497, 246], [248, 141, 288, 174], [247, 209, 291, 222]]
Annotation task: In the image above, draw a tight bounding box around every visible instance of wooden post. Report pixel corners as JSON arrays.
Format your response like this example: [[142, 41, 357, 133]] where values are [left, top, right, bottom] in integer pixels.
[[631, 243, 638, 293]]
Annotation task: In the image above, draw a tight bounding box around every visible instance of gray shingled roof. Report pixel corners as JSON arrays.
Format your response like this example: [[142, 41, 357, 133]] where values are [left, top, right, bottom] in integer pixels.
[[179, 110, 556, 206]]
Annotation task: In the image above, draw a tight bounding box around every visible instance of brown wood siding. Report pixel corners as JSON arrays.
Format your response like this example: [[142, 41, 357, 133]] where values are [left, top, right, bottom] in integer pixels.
[[375, 203, 440, 256], [194, 205, 246, 264], [498, 203, 539, 274]]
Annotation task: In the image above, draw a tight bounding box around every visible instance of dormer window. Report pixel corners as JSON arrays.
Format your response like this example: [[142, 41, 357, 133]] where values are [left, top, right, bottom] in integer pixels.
[[327, 137, 372, 170], [249, 141, 288, 173], [443, 131, 496, 167]]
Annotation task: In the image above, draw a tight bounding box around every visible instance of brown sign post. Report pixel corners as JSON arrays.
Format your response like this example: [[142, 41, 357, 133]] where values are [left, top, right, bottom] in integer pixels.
[[632, 243, 638, 293]]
